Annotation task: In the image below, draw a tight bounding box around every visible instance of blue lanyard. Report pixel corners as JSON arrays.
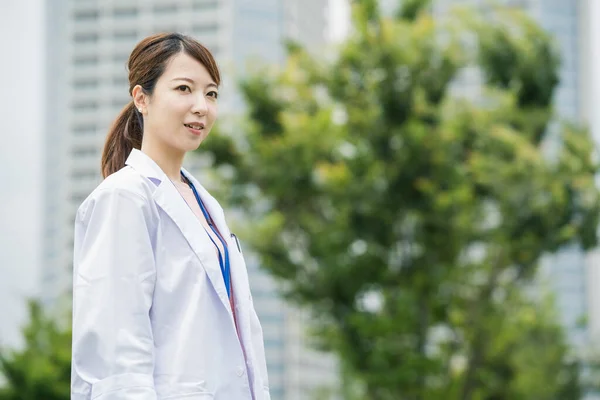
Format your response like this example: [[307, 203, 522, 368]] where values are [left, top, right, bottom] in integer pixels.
[[183, 174, 231, 298]]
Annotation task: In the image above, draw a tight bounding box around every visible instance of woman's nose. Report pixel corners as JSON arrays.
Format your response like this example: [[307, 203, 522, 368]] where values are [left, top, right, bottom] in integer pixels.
[[191, 95, 208, 115]]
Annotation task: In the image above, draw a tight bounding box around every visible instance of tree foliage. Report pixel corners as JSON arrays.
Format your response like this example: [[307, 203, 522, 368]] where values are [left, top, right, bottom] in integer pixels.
[[0, 300, 71, 400], [199, 1, 600, 398]]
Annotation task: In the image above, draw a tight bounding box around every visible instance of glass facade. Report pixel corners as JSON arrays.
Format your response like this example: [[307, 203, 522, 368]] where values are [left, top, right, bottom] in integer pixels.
[[531, 0, 588, 348]]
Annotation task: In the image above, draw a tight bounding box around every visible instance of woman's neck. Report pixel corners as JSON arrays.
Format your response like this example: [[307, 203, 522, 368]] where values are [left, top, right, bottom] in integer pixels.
[[140, 141, 186, 184]]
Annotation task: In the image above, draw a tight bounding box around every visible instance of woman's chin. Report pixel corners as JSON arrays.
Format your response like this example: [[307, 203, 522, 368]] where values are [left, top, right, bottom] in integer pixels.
[[181, 138, 205, 153]]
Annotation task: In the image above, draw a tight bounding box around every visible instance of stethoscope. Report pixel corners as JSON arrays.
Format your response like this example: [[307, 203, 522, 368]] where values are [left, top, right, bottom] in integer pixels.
[[182, 173, 232, 299]]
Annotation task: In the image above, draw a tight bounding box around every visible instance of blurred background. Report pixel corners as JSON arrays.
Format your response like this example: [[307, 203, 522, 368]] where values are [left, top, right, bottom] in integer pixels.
[[1, 0, 600, 399]]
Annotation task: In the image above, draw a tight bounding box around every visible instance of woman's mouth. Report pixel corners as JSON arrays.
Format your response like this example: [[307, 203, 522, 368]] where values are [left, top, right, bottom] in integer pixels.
[[184, 123, 204, 135]]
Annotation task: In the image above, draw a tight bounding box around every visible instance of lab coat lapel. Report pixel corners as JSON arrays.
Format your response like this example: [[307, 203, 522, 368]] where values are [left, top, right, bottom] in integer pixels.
[[179, 172, 252, 298], [182, 169, 254, 341], [153, 184, 233, 316], [125, 150, 233, 319]]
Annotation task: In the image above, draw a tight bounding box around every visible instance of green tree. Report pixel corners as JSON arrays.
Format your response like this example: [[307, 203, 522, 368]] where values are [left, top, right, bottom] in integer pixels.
[[0, 300, 71, 400], [198, 1, 599, 398]]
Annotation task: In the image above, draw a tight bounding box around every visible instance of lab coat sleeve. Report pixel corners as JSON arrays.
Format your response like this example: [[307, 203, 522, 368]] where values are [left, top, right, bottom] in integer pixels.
[[250, 303, 271, 400], [71, 187, 157, 400]]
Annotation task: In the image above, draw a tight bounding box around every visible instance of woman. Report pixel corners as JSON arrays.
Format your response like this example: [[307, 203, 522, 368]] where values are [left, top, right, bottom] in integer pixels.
[[71, 33, 270, 400]]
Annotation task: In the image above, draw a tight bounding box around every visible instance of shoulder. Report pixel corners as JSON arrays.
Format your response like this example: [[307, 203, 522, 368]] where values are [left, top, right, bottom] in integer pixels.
[[96, 165, 157, 198], [76, 166, 158, 220]]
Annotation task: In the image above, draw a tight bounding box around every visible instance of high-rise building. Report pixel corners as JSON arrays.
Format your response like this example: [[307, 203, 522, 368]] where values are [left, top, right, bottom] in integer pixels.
[[42, 1, 338, 398], [0, 0, 45, 350], [582, 0, 600, 358]]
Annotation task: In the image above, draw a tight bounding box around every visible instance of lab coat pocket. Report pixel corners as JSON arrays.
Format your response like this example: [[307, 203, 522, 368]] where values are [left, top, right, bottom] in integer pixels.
[[90, 373, 154, 399]]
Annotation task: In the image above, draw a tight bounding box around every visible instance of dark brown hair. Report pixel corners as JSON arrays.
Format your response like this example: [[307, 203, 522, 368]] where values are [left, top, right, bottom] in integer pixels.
[[101, 33, 221, 178]]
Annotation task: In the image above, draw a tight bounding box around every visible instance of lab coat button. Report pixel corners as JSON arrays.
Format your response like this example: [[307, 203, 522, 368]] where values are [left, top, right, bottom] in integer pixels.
[[236, 366, 245, 377]]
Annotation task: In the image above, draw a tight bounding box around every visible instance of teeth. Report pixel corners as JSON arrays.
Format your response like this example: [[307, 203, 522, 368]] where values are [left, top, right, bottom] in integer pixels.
[[185, 124, 202, 130]]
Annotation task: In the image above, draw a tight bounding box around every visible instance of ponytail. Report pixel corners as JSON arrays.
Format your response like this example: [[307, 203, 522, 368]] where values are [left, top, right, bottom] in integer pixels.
[[101, 101, 143, 178]]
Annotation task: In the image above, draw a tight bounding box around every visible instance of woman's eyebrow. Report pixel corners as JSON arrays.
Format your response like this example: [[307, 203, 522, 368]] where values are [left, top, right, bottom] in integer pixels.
[[171, 77, 195, 84], [172, 77, 218, 89]]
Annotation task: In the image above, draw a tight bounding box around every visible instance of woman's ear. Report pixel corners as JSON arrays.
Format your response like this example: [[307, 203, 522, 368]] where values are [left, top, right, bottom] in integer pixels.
[[132, 85, 148, 114]]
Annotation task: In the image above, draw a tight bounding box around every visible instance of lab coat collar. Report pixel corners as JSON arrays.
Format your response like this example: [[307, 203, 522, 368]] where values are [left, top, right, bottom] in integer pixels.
[[124, 149, 230, 236], [125, 148, 166, 184], [125, 148, 235, 321]]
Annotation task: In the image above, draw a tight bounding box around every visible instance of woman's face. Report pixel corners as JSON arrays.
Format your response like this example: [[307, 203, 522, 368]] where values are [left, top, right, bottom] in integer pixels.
[[135, 52, 219, 156]]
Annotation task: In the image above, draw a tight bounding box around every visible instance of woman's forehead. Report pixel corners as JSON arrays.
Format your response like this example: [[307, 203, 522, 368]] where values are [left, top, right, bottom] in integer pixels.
[[162, 52, 216, 86]]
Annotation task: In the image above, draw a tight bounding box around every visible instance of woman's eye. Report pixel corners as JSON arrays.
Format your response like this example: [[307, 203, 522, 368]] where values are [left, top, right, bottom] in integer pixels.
[[207, 91, 219, 99], [177, 85, 191, 92]]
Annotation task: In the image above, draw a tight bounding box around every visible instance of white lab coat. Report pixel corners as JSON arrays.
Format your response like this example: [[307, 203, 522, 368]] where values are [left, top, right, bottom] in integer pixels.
[[71, 149, 270, 400]]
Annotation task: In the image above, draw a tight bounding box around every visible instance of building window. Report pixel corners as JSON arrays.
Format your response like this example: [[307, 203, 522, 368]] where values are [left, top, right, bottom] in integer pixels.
[[265, 363, 284, 373], [264, 338, 284, 348], [153, 3, 179, 14], [111, 96, 130, 108], [73, 54, 98, 66], [504, 0, 528, 8], [72, 170, 98, 180], [193, 0, 218, 11], [192, 23, 218, 34], [74, 9, 99, 21], [73, 100, 98, 111], [113, 76, 129, 88], [74, 78, 99, 88], [71, 193, 87, 204], [113, 7, 138, 18], [113, 51, 129, 62], [256, 314, 285, 323], [73, 32, 99, 44], [72, 170, 99, 180], [72, 146, 97, 157], [268, 388, 284, 399], [73, 124, 97, 136], [114, 30, 137, 40], [154, 25, 179, 33]]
